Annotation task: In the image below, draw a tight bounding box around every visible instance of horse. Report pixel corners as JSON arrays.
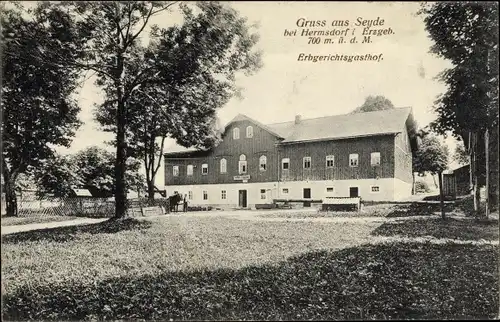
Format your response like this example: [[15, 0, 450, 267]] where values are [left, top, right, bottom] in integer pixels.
[[168, 193, 183, 212]]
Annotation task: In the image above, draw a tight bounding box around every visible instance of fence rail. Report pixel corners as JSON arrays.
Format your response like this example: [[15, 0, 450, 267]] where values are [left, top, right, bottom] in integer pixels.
[[0, 196, 170, 218]]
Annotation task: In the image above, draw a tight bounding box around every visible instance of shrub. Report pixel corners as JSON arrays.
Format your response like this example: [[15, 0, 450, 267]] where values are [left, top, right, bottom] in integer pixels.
[[414, 181, 430, 193]]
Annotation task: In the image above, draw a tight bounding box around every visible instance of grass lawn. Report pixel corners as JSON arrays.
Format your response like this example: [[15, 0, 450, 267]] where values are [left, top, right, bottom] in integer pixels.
[[373, 217, 499, 241], [2, 215, 498, 320], [1, 215, 80, 227], [257, 203, 450, 219]]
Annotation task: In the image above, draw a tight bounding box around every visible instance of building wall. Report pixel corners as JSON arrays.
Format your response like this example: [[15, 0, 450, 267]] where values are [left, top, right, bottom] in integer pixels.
[[278, 135, 396, 182], [164, 122, 414, 203], [166, 178, 396, 208], [393, 178, 412, 201], [394, 125, 413, 184], [164, 119, 280, 186]]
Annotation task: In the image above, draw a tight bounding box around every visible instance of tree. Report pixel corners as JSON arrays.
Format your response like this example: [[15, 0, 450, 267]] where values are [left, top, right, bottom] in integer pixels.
[[419, 2, 499, 218], [35, 155, 81, 198], [93, 2, 262, 201], [453, 143, 470, 166], [413, 134, 450, 218], [36, 147, 145, 198], [32, 1, 263, 217], [352, 95, 395, 113], [1, 3, 85, 216]]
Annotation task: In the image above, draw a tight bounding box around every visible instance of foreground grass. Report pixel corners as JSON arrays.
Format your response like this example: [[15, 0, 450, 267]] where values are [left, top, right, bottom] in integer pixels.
[[373, 217, 499, 241], [1, 215, 80, 227], [2, 217, 498, 320]]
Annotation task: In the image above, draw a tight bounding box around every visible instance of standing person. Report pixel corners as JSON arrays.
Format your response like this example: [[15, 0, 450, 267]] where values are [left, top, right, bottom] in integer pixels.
[[183, 194, 188, 212]]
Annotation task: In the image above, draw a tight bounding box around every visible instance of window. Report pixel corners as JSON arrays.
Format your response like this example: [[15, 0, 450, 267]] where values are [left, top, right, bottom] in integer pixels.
[[326, 187, 334, 193], [349, 154, 359, 167], [371, 186, 380, 193], [203, 190, 208, 200], [202, 163, 208, 175], [188, 191, 193, 200], [238, 154, 247, 174], [371, 152, 381, 166], [282, 188, 289, 194], [220, 158, 227, 173], [246, 126, 253, 138], [326, 155, 335, 168], [173, 166, 179, 176], [259, 155, 267, 171], [282, 158, 290, 170], [260, 189, 267, 199], [187, 165, 193, 176], [221, 190, 227, 200], [303, 156, 311, 169], [233, 127, 240, 140]]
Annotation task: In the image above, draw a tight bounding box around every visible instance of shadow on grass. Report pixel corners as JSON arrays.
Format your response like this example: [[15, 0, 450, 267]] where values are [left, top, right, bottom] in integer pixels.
[[385, 203, 455, 218], [2, 218, 152, 244], [2, 242, 498, 321], [373, 217, 499, 241]]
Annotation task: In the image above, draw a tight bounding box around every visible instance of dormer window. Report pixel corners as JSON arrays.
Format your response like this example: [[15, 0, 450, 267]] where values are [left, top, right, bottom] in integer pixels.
[[246, 126, 253, 138], [233, 128, 240, 140]]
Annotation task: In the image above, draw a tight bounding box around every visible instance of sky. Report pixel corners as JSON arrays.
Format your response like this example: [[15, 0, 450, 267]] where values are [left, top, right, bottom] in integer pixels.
[[49, 1, 457, 187]]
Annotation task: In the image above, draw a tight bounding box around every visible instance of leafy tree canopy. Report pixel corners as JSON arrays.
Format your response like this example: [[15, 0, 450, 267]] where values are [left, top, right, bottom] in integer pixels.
[[352, 95, 395, 113], [413, 134, 450, 176]]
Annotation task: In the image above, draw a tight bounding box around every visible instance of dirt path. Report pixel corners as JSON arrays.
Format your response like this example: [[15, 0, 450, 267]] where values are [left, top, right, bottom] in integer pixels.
[[1, 218, 108, 235]]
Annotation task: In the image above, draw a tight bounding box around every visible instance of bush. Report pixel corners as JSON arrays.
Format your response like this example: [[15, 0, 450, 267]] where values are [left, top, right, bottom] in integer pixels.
[[414, 181, 430, 193]]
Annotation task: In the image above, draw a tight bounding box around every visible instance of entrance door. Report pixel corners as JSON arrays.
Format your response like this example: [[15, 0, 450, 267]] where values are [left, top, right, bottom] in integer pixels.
[[238, 190, 247, 208], [349, 187, 359, 197], [303, 188, 311, 207]]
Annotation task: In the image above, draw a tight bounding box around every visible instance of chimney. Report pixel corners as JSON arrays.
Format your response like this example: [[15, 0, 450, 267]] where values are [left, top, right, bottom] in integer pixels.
[[295, 115, 302, 124]]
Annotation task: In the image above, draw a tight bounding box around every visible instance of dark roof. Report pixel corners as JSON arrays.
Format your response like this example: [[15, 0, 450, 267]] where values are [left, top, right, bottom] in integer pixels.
[[268, 107, 414, 143], [164, 107, 417, 157], [164, 149, 211, 158]]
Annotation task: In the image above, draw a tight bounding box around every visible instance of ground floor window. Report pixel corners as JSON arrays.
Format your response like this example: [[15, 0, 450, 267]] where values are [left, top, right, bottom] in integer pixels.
[[221, 190, 227, 200], [260, 189, 267, 199], [371, 186, 380, 193], [326, 187, 334, 193], [282, 188, 289, 194], [203, 191, 208, 200], [188, 191, 193, 200]]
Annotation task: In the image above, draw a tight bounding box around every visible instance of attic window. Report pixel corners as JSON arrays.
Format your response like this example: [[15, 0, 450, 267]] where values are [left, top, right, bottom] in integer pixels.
[[233, 127, 240, 140], [246, 126, 254, 138]]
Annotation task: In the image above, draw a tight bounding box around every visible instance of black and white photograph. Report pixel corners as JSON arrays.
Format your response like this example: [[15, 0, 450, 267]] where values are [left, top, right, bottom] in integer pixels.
[[1, 1, 499, 320]]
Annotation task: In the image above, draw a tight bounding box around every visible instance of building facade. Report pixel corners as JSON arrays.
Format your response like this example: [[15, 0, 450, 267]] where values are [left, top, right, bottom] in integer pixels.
[[164, 108, 418, 209]]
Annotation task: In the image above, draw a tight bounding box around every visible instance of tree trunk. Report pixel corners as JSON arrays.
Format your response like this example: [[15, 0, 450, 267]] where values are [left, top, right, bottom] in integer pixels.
[[471, 131, 481, 218], [411, 172, 416, 195], [114, 98, 128, 218], [432, 174, 438, 189], [485, 127, 490, 219], [113, 5, 128, 219], [147, 179, 155, 201], [438, 171, 445, 219], [4, 179, 18, 217]]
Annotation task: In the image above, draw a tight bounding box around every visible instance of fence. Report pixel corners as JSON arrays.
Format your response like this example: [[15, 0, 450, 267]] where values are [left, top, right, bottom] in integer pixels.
[[0, 195, 170, 218]]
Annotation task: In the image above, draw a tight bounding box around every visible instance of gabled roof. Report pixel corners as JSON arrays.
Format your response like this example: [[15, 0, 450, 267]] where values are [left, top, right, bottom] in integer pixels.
[[268, 107, 414, 144], [164, 107, 417, 157], [226, 114, 286, 139]]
